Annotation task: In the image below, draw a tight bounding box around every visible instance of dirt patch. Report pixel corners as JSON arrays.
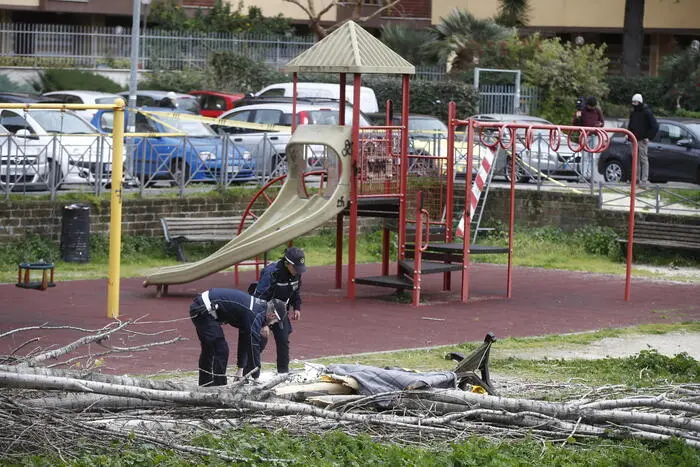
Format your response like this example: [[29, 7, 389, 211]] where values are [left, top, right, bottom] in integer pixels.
[[499, 331, 700, 361]]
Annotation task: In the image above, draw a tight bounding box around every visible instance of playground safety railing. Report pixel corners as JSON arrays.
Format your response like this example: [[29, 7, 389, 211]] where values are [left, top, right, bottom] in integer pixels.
[[454, 114, 640, 301]]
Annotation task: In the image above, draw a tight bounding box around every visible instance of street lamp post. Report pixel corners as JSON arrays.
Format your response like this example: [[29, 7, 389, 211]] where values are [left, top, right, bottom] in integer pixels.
[[141, 0, 152, 71], [127, 0, 142, 131]]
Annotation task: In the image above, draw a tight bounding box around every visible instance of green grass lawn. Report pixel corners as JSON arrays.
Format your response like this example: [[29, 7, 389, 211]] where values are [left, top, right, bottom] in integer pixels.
[[2, 225, 698, 284]]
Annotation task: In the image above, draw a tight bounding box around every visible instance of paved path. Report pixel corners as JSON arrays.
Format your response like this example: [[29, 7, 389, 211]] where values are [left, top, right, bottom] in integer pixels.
[[2, 263, 698, 376]]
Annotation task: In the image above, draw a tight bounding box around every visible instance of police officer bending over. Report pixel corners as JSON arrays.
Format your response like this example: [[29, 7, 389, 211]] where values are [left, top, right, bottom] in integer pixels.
[[242, 246, 306, 375], [189, 287, 286, 386]]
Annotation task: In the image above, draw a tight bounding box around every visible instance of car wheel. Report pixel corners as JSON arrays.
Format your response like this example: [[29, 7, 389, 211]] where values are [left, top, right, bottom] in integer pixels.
[[504, 158, 529, 183], [603, 160, 625, 183], [170, 160, 190, 186]]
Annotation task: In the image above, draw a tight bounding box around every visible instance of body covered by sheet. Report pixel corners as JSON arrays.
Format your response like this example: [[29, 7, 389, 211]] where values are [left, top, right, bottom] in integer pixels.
[[325, 364, 457, 395]]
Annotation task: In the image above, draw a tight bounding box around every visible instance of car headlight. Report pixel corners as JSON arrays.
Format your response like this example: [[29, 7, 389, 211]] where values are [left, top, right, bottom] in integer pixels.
[[198, 151, 216, 162], [241, 151, 251, 161]]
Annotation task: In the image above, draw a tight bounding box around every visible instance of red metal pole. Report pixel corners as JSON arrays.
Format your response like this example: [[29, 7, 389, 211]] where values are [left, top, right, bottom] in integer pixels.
[[398, 75, 410, 263], [625, 136, 639, 301], [461, 118, 474, 303], [506, 139, 516, 299], [339, 73, 346, 126], [413, 192, 424, 307], [347, 74, 362, 299], [292, 73, 298, 133], [445, 102, 456, 291], [335, 213, 344, 289]]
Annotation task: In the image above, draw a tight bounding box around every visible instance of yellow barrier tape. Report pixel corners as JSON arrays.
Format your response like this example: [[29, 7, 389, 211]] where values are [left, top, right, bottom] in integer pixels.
[[519, 158, 585, 194], [139, 110, 290, 133]]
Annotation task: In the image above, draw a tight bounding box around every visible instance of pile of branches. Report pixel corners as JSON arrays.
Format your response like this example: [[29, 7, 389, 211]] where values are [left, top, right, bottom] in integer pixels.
[[1, 322, 699, 462]]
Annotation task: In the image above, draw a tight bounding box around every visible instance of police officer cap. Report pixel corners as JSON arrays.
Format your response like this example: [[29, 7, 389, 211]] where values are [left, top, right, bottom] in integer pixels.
[[284, 246, 307, 273]]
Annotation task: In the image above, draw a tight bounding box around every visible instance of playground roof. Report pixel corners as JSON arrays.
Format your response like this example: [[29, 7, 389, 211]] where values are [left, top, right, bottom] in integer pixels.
[[283, 21, 415, 75]]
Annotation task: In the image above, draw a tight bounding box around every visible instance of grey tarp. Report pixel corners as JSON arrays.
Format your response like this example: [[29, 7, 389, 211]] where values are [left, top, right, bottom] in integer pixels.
[[325, 364, 457, 395]]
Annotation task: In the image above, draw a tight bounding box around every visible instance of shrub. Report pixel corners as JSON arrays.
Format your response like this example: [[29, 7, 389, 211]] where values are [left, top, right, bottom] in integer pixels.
[[207, 51, 286, 93], [572, 225, 620, 258], [365, 76, 478, 122], [138, 68, 211, 93], [605, 75, 665, 108], [0, 74, 34, 93], [523, 38, 609, 124], [32, 69, 124, 93]]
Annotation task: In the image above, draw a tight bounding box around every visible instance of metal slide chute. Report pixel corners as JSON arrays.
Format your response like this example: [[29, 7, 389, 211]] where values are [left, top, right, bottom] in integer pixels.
[[143, 125, 351, 288]]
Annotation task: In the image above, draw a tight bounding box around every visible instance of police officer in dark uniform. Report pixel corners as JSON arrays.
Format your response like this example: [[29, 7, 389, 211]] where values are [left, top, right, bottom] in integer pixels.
[[189, 287, 286, 386], [245, 246, 306, 375]]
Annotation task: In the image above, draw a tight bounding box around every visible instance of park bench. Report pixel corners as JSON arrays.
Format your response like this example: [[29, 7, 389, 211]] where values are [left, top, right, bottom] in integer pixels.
[[618, 221, 700, 254], [161, 216, 248, 261]]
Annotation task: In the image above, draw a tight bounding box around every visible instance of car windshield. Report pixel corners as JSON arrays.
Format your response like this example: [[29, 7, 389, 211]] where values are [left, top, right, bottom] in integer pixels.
[[684, 124, 700, 138], [409, 117, 447, 133], [176, 98, 200, 113], [31, 110, 95, 134], [156, 115, 215, 136]]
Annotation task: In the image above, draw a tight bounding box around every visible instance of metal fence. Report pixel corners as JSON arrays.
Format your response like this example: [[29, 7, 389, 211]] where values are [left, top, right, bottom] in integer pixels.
[[0, 22, 445, 80], [477, 84, 540, 115]]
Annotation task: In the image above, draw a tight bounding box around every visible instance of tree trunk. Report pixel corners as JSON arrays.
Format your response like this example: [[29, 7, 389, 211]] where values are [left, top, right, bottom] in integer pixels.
[[621, 0, 646, 76]]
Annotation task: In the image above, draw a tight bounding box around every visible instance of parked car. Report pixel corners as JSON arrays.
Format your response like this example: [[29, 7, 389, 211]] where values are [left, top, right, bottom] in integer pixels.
[[189, 90, 245, 118], [42, 90, 123, 121], [91, 107, 256, 186], [118, 91, 200, 115], [214, 102, 373, 175], [0, 108, 115, 189], [254, 82, 379, 113], [598, 118, 700, 185], [469, 114, 580, 183], [0, 93, 60, 103], [0, 122, 44, 189]]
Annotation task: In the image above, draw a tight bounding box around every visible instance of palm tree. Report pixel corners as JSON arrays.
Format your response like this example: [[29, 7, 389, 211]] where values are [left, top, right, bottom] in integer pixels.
[[428, 9, 513, 72], [380, 24, 437, 66], [496, 0, 531, 27]]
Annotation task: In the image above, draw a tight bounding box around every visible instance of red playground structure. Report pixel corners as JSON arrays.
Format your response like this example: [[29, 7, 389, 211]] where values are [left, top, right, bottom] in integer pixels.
[[239, 21, 639, 306]]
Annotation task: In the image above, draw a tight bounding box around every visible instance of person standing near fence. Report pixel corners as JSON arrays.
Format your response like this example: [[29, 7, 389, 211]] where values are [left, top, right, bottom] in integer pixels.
[[573, 97, 605, 181], [628, 94, 659, 186]]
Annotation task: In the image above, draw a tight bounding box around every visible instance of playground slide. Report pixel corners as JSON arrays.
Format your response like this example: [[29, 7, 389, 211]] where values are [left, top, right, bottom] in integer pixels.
[[143, 125, 352, 287]]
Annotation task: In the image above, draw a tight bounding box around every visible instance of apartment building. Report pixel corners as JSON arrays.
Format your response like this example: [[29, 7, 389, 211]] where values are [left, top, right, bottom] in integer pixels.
[[0, 0, 697, 74]]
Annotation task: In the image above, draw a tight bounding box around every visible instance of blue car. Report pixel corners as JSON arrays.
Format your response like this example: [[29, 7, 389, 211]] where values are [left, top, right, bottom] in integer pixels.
[[91, 107, 256, 185]]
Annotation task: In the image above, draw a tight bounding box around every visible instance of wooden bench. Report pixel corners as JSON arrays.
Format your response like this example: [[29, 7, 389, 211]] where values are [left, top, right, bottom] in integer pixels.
[[161, 216, 247, 261], [619, 221, 700, 253]]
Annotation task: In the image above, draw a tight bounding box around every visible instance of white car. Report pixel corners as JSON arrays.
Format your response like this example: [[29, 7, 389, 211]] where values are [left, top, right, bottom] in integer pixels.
[[0, 108, 115, 189], [214, 102, 373, 175], [42, 90, 123, 121]]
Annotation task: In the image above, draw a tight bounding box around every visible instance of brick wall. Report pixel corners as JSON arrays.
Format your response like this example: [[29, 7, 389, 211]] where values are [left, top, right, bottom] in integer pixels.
[[0, 197, 379, 242], [0, 188, 695, 243]]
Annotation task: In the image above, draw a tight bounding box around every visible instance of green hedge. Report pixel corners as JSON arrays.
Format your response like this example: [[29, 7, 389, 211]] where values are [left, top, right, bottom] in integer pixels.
[[605, 75, 666, 108], [33, 69, 124, 93]]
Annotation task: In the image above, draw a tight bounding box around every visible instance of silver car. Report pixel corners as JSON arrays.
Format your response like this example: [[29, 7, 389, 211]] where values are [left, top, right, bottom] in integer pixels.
[[470, 114, 581, 183], [215, 102, 372, 177]]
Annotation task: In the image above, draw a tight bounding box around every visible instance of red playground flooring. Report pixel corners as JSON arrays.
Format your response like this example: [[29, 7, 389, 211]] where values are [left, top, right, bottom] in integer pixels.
[[2, 263, 698, 376]]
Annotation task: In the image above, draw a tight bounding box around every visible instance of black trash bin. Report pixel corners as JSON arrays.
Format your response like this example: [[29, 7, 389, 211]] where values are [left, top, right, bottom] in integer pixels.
[[60, 204, 90, 263]]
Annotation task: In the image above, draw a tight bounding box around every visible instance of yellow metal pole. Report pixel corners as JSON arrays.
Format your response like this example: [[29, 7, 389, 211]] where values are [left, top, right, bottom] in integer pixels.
[[107, 98, 126, 319]]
